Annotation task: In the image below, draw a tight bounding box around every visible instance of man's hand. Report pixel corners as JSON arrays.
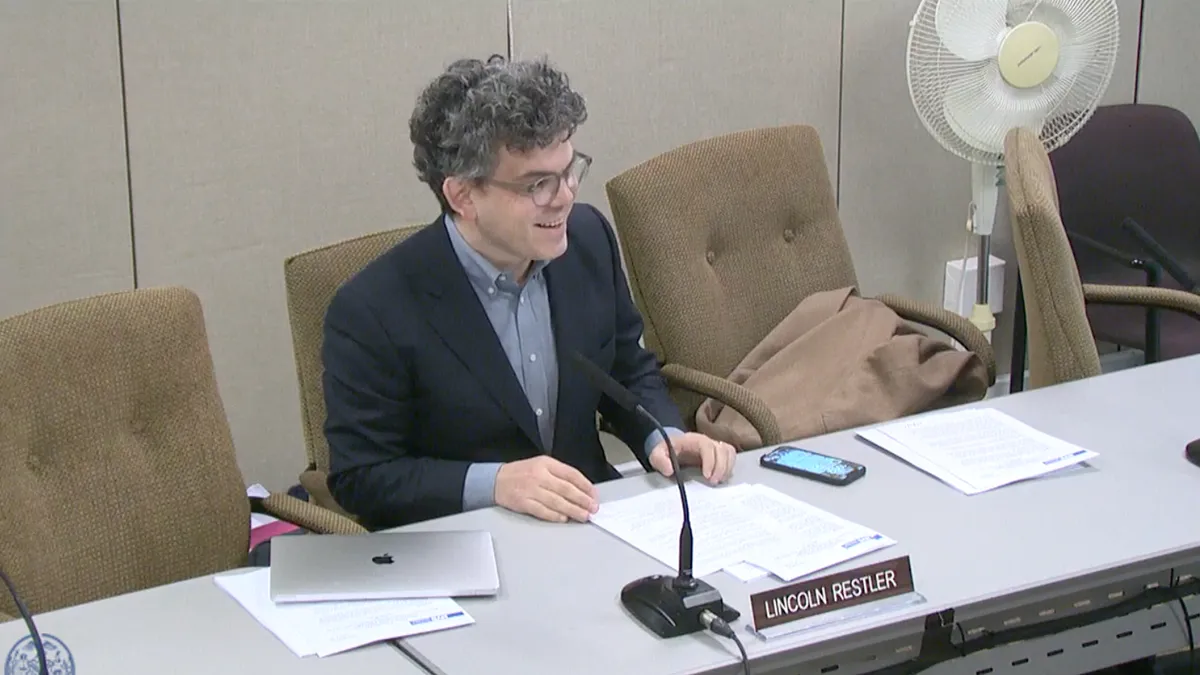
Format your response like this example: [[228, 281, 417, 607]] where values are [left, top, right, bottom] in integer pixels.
[[648, 432, 737, 484], [494, 456, 599, 523]]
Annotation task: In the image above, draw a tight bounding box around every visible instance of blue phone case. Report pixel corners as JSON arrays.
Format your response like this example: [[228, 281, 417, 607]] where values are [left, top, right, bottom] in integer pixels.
[[759, 446, 865, 485]]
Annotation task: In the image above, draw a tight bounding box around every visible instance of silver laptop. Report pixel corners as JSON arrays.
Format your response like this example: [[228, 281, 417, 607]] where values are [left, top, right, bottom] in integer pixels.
[[268, 530, 500, 603]]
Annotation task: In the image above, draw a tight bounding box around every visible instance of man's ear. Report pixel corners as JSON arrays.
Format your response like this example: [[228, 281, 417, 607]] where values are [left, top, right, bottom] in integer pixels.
[[442, 177, 476, 221]]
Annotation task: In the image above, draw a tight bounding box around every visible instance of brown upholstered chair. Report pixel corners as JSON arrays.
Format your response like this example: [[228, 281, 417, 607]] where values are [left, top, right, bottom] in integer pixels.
[[283, 225, 424, 514], [0, 287, 365, 620], [605, 125, 996, 446], [1004, 127, 1200, 389]]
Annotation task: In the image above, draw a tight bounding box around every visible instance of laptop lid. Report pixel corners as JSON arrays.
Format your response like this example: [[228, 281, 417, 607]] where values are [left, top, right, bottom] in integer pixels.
[[268, 530, 500, 603]]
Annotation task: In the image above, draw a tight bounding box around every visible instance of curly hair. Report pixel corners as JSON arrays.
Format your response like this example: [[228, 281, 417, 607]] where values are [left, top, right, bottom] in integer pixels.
[[409, 54, 588, 213]]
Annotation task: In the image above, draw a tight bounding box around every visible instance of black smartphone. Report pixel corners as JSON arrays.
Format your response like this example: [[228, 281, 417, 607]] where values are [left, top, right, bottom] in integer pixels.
[[759, 446, 866, 486]]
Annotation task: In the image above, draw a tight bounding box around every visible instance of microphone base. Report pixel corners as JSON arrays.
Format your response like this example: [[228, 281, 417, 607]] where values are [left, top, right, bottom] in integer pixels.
[[620, 574, 740, 638]]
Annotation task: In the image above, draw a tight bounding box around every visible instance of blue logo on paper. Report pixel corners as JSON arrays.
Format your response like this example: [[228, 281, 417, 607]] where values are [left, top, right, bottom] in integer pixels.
[[842, 533, 885, 549], [4, 634, 74, 675], [1042, 449, 1087, 466], [409, 611, 465, 626]]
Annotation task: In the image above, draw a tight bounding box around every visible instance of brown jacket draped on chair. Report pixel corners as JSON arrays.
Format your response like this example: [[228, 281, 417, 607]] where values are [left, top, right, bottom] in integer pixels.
[[695, 287, 990, 449]]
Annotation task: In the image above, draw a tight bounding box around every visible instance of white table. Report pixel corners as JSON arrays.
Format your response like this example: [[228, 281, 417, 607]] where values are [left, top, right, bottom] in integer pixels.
[[396, 355, 1200, 675], [0, 569, 424, 674]]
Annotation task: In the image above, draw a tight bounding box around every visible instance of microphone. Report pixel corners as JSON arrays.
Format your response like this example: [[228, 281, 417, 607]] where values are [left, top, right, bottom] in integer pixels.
[[1186, 439, 1200, 469], [570, 352, 739, 638], [1121, 217, 1200, 293]]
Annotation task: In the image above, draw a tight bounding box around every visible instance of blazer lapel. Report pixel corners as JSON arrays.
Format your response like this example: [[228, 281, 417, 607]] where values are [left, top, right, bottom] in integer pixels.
[[411, 223, 543, 451], [545, 255, 593, 453]]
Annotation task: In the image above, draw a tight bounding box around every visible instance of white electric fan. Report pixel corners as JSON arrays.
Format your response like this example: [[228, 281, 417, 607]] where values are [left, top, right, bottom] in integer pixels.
[[906, 0, 1121, 340]]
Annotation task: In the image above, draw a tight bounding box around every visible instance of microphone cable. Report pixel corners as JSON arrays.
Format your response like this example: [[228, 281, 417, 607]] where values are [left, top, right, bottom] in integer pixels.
[[701, 609, 750, 675], [0, 566, 48, 675]]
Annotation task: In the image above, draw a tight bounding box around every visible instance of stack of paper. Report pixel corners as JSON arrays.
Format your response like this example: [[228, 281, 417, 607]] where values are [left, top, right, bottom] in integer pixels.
[[215, 568, 473, 657], [856, 408, 1097, 495], [589, 482, 895, 583]]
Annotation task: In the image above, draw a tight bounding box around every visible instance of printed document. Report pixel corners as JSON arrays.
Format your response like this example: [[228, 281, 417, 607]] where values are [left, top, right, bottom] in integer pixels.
[[215, 568, 473, 657], [857, 408, 1097, 495], [724, 484, 895, 581], [589, 482, 894, 582], [587, 482, 777, 577], [724, 561, 771, 582]]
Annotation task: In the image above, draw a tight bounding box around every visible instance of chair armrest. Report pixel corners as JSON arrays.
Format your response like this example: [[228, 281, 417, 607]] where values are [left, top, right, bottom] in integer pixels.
[[1082, 283, 1200, 319], [258, 493, 368, 535], [1069, 231, 1167, 286], [1068, 231, 1155, 271], [874, 294, 997, 385], [660, 362, 782, 447], [1119, 217, 1200, 292], [298, 469, 357, 519]]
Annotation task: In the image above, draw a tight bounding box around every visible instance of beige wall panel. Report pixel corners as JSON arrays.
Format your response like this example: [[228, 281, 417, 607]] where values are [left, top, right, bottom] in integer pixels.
[[1137, 2, 1200, 125], [120, 1, 508, 489], [839, 0, 1141, 375], [0, 2, 133, 320], [1104, 0, 1144, 106], [510, 0, 843, 220]]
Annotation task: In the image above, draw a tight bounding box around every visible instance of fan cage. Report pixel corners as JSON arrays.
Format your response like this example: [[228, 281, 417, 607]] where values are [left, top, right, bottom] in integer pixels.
[[907, 0, 1120, 166]]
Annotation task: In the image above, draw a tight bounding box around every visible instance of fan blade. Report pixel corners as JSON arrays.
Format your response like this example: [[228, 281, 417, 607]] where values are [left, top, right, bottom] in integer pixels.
[[935, 0, 1009, 61], [1019, 0, 1114, 84], [942, 64, 1047, 155], [1008, 0, 1095, 25]]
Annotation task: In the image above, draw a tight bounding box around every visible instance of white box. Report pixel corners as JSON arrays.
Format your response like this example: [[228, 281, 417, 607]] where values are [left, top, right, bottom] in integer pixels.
[[943, 255, 1006, 317]]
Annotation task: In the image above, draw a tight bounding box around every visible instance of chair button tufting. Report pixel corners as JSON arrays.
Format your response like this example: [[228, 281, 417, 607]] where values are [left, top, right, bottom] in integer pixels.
[[783, 228, 796, 242], [705, 250, 716, 264]]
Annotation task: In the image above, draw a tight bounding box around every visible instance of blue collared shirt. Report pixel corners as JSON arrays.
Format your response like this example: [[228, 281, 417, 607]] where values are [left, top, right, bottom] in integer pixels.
[[443, 215, 680, 510]]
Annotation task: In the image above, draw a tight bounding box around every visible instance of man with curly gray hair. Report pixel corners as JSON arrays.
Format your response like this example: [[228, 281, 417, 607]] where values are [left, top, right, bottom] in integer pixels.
[[321, 55, 736, 528]]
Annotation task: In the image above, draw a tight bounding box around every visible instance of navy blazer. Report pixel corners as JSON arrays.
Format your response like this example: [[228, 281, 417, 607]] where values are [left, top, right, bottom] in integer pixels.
[[322, 203, 685, 528]]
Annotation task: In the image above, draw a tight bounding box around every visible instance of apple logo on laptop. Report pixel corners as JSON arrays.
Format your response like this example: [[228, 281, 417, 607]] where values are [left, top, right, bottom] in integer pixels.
[[371, 554, 394, 565]]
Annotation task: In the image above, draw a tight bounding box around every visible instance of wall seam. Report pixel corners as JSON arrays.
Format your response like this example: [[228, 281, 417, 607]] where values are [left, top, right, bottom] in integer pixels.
[[115, 0, 138, 288], [1132, 0, 1146, 102], [834, 0, 847, 207], [506, 0, 514, 59]]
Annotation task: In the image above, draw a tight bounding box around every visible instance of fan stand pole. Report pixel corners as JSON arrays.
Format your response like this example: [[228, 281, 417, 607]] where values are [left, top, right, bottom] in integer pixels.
[[973, 233, 995, 342], [968, 163, 1001, 343]]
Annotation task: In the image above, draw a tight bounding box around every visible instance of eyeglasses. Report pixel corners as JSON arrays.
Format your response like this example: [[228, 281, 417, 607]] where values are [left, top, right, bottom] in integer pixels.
[[485, 152, 592, 207]]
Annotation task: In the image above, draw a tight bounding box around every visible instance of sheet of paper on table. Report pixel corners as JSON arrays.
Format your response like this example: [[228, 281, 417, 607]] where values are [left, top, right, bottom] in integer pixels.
[[724, 561, 771, 582], [856, 408, 1098, 495], [588, 482, 895, 582], [215, 568, 474, 657]]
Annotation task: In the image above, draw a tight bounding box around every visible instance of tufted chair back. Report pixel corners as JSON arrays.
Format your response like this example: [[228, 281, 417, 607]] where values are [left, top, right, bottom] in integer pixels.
[[605, 125, 858, 423]]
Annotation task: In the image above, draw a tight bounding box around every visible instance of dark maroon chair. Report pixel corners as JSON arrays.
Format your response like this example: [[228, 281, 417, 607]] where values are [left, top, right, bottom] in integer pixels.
[[1009, 104, 1200, 393], [1049, 103, 1200, 360]]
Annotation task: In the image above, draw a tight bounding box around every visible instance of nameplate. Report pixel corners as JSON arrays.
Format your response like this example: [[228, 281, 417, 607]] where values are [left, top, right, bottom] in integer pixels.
[[750, 556, 915, 631]]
